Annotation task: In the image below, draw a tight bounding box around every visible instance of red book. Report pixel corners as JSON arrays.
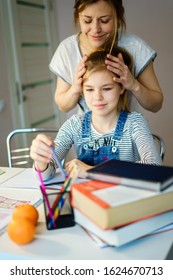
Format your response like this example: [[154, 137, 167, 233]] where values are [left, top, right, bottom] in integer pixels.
[[71, 180, 173, 230]]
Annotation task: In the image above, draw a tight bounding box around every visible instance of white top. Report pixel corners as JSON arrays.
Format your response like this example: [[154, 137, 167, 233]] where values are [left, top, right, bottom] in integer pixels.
[[49, 33, 156, 112]]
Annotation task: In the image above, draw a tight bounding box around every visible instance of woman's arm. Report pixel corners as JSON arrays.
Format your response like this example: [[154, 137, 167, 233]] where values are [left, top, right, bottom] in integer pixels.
[[54, 56, 87, 112], [54, 77, 80, 112], [106, 53, 163, 113], [130, 62, 163, 112]]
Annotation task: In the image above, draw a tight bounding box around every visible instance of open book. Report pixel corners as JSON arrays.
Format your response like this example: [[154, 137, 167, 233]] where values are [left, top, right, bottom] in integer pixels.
[[0, 188, 42, 234]]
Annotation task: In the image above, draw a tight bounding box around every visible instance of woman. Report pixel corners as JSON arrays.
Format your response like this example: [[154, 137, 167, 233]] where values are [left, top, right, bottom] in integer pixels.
[[49, 0, 163, 113]]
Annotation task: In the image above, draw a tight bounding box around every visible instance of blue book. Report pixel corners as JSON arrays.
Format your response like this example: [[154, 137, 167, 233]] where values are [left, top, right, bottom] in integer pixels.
[[86, 159, 173, 192]]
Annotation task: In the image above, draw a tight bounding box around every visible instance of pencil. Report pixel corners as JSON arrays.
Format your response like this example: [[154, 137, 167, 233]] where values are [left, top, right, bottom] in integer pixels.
[[37, 168, 56, 229], [50, 146, 67, 178], [52, 163, 79, 219]]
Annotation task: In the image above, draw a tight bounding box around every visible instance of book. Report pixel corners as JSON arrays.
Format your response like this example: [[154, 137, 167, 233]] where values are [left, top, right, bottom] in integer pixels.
[[85, 159, 173, 192], [74, 208, 173, 247], [71, 180, 173, 229], [0, 187, 42, 234], [165, 241, 173, 260]]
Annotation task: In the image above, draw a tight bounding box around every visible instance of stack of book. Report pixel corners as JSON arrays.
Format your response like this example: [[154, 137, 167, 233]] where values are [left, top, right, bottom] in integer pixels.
[[71, 160, 173, 247]]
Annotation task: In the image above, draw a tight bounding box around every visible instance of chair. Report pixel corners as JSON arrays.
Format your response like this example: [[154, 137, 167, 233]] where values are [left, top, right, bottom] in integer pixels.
[[6, 129, 165, 167], [6, 128, 58, 168], [152, 134, 165, 161]]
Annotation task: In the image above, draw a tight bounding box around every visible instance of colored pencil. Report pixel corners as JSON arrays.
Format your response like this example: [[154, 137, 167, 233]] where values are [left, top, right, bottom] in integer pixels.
[[50, 146, 67, 178], [52, 163, 79, 220], [37, 168, 56, 229]]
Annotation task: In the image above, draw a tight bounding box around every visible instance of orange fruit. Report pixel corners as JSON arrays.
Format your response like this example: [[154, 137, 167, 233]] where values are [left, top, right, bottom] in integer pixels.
[[12, 203, 39, 225], [7, 218, 35, 245]]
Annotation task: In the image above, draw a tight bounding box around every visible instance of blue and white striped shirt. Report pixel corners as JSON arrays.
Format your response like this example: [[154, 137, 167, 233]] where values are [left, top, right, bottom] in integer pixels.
[[41, 111, 161, 181]]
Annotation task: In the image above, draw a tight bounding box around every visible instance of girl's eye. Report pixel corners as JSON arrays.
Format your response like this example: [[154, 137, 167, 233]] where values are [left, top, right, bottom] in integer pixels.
[[103, 87, 112, 91], [85, 88, 93, 92]]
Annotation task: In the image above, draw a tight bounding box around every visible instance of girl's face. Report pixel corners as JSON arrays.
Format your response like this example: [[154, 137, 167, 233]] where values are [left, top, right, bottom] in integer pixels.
[[83, 70, 124, 117], [79, 1, 116, 49]]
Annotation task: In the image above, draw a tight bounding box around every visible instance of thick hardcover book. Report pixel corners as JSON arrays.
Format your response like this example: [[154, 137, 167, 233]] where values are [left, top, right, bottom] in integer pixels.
[[71, 180, 173, 229], [86, 159, 173, 192], [74, 208, 173, 247]]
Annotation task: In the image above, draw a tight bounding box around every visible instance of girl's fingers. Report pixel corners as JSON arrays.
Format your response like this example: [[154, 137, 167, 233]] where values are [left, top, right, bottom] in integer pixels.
[[30, 134, 54, 163]]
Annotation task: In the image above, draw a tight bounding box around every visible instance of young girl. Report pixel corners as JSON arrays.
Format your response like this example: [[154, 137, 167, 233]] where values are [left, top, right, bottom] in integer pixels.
[[31, 46, 161, 181], [50, 0, 163, 113]]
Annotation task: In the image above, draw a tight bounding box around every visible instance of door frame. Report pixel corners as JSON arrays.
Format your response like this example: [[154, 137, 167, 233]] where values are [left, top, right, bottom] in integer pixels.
[[0, 0, 59, 129]]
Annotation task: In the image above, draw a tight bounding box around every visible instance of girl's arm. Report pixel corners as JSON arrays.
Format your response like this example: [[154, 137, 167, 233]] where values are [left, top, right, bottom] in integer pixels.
[[132, 115, 162, 165], [30, 134, 54, 172]]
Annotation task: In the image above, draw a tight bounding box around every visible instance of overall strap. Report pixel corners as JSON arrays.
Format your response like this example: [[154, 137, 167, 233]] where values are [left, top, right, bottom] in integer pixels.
[[112, 111, 128, 141], [81, 111, 92, 138]]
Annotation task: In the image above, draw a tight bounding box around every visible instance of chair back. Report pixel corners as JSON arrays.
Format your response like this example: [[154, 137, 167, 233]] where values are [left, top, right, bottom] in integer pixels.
[[152, 134, 165, 161], [6, 128, 58, 168]]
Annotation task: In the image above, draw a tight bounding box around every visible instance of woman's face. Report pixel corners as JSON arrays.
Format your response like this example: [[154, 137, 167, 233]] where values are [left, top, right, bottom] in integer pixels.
[[79, 1, 117, 49]]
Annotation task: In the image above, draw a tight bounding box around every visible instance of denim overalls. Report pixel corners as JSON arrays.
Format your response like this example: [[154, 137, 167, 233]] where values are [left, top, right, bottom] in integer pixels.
[[78, 110, 128, 166]]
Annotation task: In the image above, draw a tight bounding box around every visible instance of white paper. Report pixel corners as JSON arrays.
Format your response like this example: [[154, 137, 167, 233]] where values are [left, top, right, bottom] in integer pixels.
[[0, 188, 42, 233], [0, 168, 65, 189], [92, 185, 156, 207]]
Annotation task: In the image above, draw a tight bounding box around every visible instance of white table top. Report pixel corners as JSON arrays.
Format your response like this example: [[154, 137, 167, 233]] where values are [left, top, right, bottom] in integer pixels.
[[0, 167, 173, 260]]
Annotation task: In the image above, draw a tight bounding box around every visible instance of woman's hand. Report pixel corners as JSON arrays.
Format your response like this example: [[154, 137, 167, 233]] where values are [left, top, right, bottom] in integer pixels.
[[72, 55, 88, 95], [30, 134, 54, 171], [105, 53, 138, 91]]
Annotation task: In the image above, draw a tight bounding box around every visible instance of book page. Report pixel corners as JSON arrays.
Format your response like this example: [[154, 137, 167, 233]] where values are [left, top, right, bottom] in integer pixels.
[[0, 168, 65, 189], [0, 188, 42, 233], [92, 185, 156, 207], [0, 168, 5, 175]]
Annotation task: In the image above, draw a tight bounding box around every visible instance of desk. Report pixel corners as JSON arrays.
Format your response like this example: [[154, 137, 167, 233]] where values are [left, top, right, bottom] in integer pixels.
[[0, 167, 173, 260]]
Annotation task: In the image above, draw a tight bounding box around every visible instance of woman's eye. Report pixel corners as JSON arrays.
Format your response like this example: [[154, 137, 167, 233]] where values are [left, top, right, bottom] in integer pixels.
[[100, 19, 110, 24], [84, 20, 92, 24]]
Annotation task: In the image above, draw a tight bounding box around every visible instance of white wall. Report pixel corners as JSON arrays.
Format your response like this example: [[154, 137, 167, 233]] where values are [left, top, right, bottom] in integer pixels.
[[54, 0, 173, 166], [0, 9, 13, 166], [123, 0, 173, 166]]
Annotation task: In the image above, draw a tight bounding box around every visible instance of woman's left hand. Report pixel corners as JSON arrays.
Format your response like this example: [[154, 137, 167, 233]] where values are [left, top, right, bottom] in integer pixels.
[[105, 52, 138, 91]]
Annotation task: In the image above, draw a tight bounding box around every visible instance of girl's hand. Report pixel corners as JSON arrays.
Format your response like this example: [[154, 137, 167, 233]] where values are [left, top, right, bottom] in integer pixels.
[[30, 134, 54, 171], [105, 53, 138, 91], [65, 159, 92, 177], [72, 55, 88, 95]]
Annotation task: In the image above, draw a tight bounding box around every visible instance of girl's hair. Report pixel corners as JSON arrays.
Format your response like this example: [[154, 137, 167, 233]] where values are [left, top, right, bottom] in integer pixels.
[[74, 0, 126, 43], [83, 46, 133, 112]]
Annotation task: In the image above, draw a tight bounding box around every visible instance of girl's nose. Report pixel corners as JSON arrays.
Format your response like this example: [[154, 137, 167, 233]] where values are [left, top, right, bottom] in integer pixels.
[[94, 90, 103, 100]]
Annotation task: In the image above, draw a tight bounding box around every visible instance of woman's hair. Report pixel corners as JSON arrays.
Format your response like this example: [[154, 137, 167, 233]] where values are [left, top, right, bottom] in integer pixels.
[[83, 46, 133, 112], [74, 0, 126, 41]]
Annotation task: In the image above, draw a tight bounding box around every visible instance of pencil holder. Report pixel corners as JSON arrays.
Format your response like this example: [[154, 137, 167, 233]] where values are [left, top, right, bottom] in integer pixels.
[[42, 190, 75, 230]]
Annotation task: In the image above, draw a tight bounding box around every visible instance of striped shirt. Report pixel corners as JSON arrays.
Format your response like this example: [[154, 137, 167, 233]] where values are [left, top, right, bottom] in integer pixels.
[[40, 111, 162, 181]]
